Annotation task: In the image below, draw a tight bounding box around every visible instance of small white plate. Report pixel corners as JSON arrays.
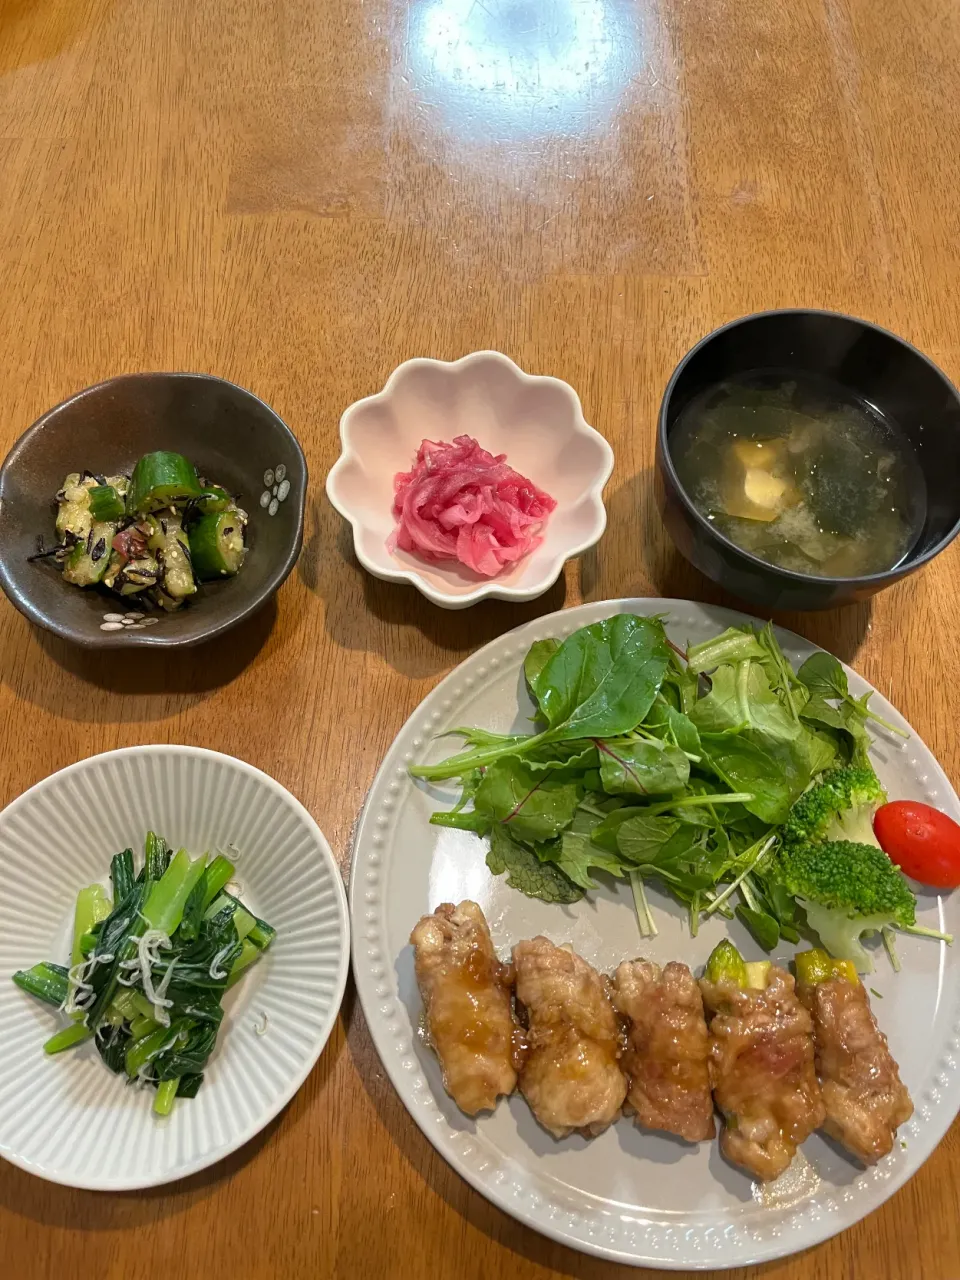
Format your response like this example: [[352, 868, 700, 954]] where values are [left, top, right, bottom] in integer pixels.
[[0, 746, 349, 1190], [350, 598, 960, 1270], [326, 351, 614, 608]]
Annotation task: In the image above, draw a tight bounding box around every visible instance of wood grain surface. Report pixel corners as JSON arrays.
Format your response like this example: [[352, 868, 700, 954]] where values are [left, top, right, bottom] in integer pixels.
[[2, 0, 960, 1276]]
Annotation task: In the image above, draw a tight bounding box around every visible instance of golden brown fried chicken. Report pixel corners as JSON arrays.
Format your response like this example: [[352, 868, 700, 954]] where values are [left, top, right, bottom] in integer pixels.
[[798, 975, 913, 1164], [701, 966, 825, 1180], [513, 936, 626, 1138], [612, 959, 715, 1142], [410, 900, 518, 1115]]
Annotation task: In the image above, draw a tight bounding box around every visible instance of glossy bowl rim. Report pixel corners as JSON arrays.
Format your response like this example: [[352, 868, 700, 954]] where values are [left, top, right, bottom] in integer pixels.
[[657, 307, 960, 589], [0, 371, 307, 648]]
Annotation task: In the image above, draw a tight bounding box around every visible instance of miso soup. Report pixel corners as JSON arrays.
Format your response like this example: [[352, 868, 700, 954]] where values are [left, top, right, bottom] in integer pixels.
[[671, 371, 926, 578]]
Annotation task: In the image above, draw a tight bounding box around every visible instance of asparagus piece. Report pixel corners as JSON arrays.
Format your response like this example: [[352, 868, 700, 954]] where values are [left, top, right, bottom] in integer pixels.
[[794, 947, 859, 986], [704, 939, 748, 987]]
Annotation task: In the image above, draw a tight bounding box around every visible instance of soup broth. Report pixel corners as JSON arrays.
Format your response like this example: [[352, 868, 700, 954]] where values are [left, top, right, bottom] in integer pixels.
[[671, 371, 926, 578]]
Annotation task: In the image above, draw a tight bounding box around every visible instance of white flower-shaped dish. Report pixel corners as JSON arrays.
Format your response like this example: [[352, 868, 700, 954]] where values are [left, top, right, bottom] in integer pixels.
[[326, 352, 614, 608]]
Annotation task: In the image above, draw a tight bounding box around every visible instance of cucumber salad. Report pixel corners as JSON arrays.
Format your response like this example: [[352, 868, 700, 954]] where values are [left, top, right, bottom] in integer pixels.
[[38, 450, 247, 611]]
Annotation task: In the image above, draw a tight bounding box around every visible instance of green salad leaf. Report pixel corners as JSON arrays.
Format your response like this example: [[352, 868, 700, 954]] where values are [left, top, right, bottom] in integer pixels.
[[686, 626, 767, 673], [797, 651, 852, 700], [535, 614, 672, 740], [485, 825, 583, 903], [473, 758, 583, 843], [411, 613, 908, 944], [524, 638, 559, 710], [548, 830, 627, 890], [595, 737, 690, 796], [616, 814, 692, 865]]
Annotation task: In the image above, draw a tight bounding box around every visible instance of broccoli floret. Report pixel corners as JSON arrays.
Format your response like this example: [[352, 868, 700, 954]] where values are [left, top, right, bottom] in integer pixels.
[[781, 766, 887, 848], [776, 838, 915, 972]]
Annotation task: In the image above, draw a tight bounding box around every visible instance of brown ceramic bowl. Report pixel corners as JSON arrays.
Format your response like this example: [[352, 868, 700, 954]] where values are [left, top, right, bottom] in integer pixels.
[[0, 373, 306, 647]]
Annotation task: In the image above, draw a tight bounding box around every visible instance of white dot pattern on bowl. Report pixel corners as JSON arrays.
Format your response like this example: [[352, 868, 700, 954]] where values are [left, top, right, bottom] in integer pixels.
[[261, 463, 292, 516], [348, 599, 960, 1269], [100, 609, 156, 634]]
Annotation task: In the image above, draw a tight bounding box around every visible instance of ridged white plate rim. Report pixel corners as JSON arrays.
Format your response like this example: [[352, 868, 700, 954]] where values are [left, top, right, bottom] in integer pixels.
[[350, 598, 960, 1269], [0, 745, 350, 1191]]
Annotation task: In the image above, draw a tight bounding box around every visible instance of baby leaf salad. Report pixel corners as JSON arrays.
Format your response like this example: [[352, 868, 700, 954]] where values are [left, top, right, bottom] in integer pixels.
[[12, 834, 275, 1116], [411, 614, 952, 972]]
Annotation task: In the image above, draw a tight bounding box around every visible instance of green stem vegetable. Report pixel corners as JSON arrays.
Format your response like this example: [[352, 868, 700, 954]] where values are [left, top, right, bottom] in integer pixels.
[[44, 1023, 93, 1054], [154, 1078, 180, 1116], [629, 871, 658, 938], [85, 850, 204, 1031], [226, 938, 261, 988], [200, 854, 236, 910], [12, 962, 70, 1009], [144, 831, 171, 882], [71, 885, 112, 968]]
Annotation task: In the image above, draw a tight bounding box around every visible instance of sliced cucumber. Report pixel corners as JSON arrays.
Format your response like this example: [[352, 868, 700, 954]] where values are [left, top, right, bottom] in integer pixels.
[[192, 485, 232, 515], [56, 473, 129, 543], [126, 452, 201, 515], [147, 513, 197, 600], [62, 521, 116, 586], [149, 586, 185, 612], [188, 511, 246, 581], [116, 556, 161, 595], [88, 484, 126, 522], [56, 474, 94, 541]]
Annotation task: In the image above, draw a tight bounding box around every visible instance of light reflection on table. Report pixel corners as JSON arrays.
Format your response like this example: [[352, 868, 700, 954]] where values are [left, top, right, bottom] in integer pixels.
[[407, 0, 645, 140]]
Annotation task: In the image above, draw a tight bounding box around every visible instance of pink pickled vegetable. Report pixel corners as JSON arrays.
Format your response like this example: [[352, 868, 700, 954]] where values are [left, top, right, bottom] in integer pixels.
[[390, 435, 556, 577]]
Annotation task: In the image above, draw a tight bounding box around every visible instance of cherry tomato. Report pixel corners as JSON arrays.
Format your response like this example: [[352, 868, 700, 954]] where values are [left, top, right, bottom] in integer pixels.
[[874, 801, 960, 889]]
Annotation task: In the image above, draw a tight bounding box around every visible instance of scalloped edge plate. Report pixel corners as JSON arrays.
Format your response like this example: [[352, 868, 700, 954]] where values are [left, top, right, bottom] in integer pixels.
[[350, 599, 960, 1269], [326, 351, 614, 609]]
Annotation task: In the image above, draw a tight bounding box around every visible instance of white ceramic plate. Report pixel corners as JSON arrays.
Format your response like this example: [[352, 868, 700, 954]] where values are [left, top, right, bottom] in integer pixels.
[[0, 746, 349, 1190], [326, 351, 614, 609], [351, 599, 960, 1270]]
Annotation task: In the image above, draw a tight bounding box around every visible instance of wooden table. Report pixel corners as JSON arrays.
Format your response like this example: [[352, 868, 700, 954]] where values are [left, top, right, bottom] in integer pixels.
[[2, 0, 959, 1276]]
